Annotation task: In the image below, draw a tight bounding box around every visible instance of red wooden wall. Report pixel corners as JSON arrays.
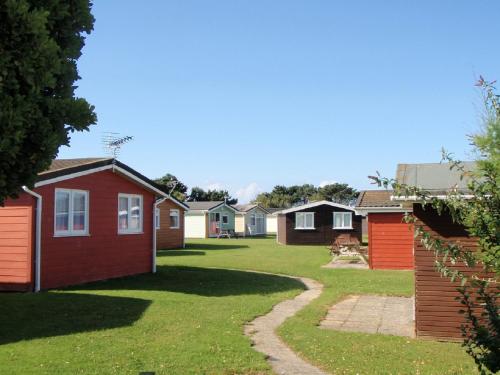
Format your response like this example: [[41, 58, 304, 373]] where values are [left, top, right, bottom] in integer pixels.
[[368, 213, 414, 270], [1, 169, 155, 291], [0, 205, 34, 291]]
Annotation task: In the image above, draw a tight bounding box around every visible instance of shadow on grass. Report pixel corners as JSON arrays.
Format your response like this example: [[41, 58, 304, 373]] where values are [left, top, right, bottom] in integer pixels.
[[66, 265, 305, 297], [0, 293, 151, 345], [185, 243, 249, 251], [157, 250, 206, 256]]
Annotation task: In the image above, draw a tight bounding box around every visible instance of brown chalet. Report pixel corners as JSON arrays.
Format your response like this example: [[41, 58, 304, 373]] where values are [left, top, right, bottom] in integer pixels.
[[276, 200, 363, 245]]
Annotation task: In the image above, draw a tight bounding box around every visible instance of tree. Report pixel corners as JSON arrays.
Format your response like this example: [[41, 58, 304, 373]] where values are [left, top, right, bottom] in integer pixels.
[[154, 173, 188, 201], [0, 0, 97, 204], [372, 77, 499, 374], [187, 187, 238, 205], [253, 183, 359, 208]]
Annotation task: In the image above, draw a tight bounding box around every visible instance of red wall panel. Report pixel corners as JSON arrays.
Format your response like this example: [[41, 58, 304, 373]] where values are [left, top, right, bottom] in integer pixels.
[[368, 213, 414, 270], [34, 170, 155, 289]]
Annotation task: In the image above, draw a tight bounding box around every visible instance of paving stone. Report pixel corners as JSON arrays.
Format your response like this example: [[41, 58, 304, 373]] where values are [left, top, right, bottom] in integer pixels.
[[320, 295, 415, 338]]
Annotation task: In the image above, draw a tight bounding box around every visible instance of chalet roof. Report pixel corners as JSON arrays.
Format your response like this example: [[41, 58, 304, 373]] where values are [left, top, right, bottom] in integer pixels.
[[355, 190, 401, 208], [233, 204, 270, 214], [395, 162, 476, 194], [33, 157, 172, 200], [266, 207, 285, 214], [40, 158, 112, 174], [278, 200, 358, 215], [186, 201, 224, 211]]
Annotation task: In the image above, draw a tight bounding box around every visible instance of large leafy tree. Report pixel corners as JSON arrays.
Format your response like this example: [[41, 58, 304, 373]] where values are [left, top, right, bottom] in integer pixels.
[[154, 173, 188, 201], [253, 183, 358, 208], [0, 0, 97, 203], [373, 77, 499, 374], [187, 187, 237, 205]]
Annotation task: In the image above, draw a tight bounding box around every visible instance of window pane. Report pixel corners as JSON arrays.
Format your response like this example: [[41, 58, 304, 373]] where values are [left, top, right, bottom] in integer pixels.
[[334, 213, 342, 227], [56, 214, 69, 231], [73, 192, 86, 231], [155, 208, 160, 229], [55, 191, 70, 231], [56, 191, 69, 214], [305, 213, 313, 228], [296, 213, 304, 228], [119, 197, 128, 229], [73, 212, 85, 230], [222, 215, 228, 224], [170, 210, 179, 228], [130, 197, 141, 230], [344, 213, 352, 227]]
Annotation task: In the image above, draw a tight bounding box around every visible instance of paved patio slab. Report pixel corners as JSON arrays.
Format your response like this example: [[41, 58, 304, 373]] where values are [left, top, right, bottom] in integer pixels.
[[320, 295, 415, 338]]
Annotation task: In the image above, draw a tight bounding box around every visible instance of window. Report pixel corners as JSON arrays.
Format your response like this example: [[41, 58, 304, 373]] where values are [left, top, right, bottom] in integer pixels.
[[55, 189, 89, 236], [250, 214, 256, 226], [333, 212, 353, 229], [118, 194, 143, 234], [155, 208, 161, 229], [295, 212, 314, 229], [170, 209, 180, 229], [222, 215, 228, 224]]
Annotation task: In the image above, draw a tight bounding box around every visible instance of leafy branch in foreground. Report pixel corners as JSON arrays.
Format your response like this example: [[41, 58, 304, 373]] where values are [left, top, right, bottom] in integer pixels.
[[370, 77, 499, 374]]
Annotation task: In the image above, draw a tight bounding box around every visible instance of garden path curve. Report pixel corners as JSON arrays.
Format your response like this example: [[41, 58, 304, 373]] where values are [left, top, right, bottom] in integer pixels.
[[244, 273, 327, 375]]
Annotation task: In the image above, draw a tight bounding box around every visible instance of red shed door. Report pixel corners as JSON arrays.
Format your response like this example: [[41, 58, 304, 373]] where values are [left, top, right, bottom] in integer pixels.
[[0, 206, 33, 290], [368, 213, 414, 270]]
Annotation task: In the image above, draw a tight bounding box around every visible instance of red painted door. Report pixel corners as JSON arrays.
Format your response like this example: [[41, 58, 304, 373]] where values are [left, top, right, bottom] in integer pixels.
[[368, 213, 414, 270]]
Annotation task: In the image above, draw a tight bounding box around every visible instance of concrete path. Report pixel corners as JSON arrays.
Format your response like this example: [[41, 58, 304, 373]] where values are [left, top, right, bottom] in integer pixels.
[[321, 259, 368, 269], [320, 295, 415, 338], [244, 275, 327, 375]]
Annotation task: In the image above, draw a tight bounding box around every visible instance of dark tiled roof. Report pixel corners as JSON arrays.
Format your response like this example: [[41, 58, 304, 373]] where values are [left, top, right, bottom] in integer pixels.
[[186, 201, 224, 211], [233, 204, 270, 214], [355, 190, 401, 208], [266, 207, 286, 214], [39, 158, 112, 174]]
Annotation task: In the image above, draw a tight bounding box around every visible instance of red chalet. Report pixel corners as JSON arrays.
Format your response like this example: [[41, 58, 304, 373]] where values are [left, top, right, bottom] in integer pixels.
[[0, 158, 177, 292]]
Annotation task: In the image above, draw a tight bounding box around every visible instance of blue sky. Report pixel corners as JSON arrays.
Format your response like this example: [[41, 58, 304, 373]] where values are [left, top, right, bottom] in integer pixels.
[[60, 1, 500, 203]]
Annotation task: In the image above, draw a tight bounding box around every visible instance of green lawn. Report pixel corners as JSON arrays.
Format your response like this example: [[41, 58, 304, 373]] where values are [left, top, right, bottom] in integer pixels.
[[0, 237, 476, 374]]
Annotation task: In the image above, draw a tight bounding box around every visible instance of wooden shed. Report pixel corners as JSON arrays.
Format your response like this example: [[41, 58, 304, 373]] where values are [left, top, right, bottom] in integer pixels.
[[355, 190, 413, 270], [234, 204, 269, 236], [0, 158, 168, 292], [184, 201, 237, 238], [276, 201, 362, 245]]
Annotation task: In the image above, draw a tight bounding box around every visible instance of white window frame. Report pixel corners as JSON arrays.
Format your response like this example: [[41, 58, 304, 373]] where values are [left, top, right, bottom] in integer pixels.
[[333, 212, 353, 229], [250, 214, 256, 226], [54, 188, 89, 237], [170, 209, 180, 229], [155, 208, 161, 229], [295, 212, 315, 230], [118, 193, 143, 234]]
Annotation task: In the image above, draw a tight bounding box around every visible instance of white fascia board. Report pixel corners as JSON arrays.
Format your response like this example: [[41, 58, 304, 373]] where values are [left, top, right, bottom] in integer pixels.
[[355, 206, 412, 215], [112, 166, 167, 197], [279, 200, 355, 215], [34, 165, 113, 187], [209, 203, 238, 213]]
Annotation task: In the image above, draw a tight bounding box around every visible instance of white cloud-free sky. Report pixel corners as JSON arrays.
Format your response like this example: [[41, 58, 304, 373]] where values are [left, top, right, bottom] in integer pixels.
[[59, 1, 500, 203]]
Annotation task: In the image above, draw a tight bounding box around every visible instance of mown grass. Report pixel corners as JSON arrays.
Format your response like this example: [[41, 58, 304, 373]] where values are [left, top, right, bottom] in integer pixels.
[[0, 236, 476, 374]]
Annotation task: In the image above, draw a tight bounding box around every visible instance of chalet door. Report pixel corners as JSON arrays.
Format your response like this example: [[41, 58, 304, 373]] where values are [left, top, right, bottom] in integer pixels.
[[209, 212, 221, 235], [256, 214, 265, 234]]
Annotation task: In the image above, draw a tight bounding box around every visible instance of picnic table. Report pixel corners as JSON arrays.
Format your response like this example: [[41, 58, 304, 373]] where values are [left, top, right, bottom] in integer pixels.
[[217, 229, 239, 239], [330, 236, 368, 264]]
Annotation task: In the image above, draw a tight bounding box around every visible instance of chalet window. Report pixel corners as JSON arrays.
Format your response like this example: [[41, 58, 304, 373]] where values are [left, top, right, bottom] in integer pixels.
[[295, 212, 314, 229], [250, 214, 256, 226], [333, 212, 352, 229], [170, 209, 180, 229], [222, 215, 228, 224], [155, 208, 161, 229], [118, 194, 143, 234], [55, 189, 89, 236]]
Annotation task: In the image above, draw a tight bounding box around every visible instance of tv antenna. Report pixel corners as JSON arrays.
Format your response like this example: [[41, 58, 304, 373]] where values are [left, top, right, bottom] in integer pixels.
[[102, 132, 134, 158]]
